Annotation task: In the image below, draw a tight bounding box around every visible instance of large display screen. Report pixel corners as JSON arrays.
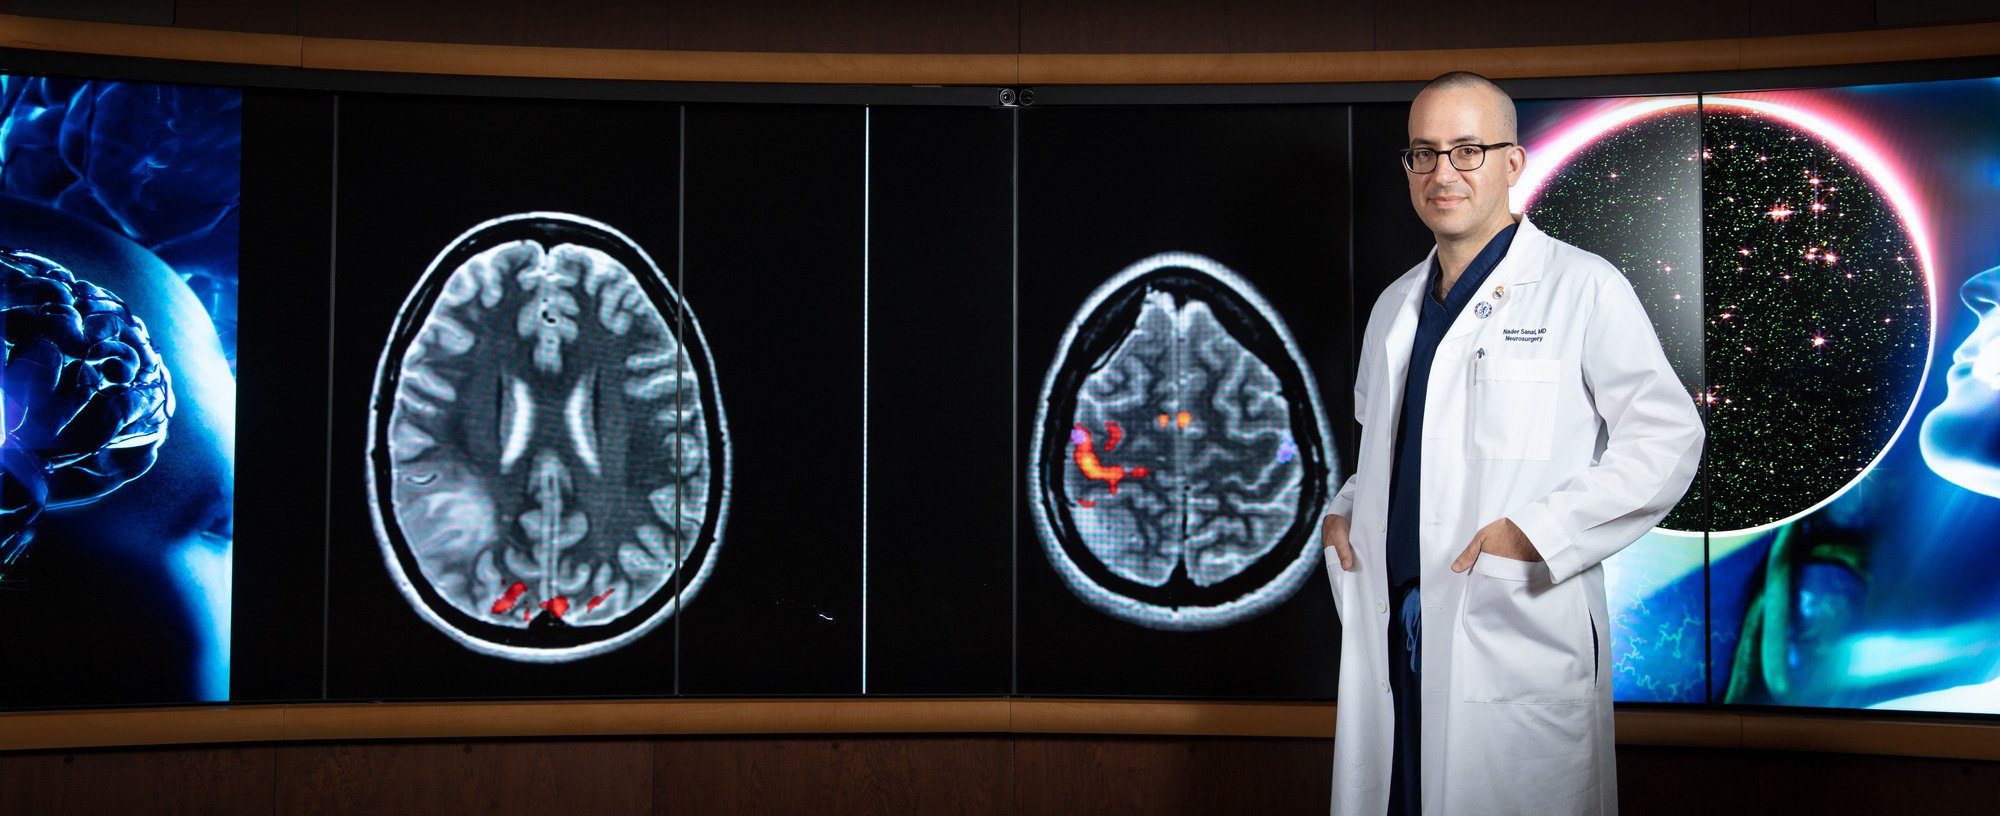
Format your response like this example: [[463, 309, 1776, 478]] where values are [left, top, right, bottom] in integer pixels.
[[6, 61, 2000, 716]]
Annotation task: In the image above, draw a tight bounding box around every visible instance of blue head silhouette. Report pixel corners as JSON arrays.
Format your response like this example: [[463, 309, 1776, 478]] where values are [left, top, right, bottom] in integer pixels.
[[1921, 265, 2000, 497]]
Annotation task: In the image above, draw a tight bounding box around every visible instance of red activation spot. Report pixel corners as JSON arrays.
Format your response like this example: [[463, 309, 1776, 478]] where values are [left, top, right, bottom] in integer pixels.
[[586, 588, 616, 612], [1105, 421, 1124, 451], [492, 581, 528, 614], [1078, 499, 1096, 508], [540, 596, 571, 619]]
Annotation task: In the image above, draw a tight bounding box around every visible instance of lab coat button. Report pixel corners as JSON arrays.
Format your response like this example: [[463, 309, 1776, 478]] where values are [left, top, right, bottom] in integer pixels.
[[1376, 600, 1387, 613], [1379, 682, 1390, 693]]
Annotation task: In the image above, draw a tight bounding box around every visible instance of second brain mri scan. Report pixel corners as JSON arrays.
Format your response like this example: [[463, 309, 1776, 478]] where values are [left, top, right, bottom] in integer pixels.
[[1029, 253, 1336, 631], [368, 212, 730, 662]]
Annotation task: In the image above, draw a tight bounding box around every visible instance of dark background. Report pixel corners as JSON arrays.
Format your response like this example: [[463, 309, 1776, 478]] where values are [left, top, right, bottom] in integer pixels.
[[229, 88, 337, 703], [674, 104, 868, 695], [863, 106, 1016, 695], [1349, 104, 1442, 346]]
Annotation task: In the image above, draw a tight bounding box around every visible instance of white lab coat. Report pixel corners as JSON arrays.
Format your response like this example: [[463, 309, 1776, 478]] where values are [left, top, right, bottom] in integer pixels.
[[1325, 217, 1703, 816]]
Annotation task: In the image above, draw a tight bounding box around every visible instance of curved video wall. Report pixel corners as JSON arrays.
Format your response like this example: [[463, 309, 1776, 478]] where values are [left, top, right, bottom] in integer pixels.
[[1, 61, 1998, 716]]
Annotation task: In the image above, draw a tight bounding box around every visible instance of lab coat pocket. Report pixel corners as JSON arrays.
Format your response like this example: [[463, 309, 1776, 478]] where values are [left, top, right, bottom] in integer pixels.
[[1458, 554, 1595, 704], [1322, 549, 1346, 625], [1467, 357, 1559, 460]]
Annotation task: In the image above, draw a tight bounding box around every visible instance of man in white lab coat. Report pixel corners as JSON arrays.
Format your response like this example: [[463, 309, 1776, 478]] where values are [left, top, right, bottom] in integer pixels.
[[1319, 72, 1704, 815]]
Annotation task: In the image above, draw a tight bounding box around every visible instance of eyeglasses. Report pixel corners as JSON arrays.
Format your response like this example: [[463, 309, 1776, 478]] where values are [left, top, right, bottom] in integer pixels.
[[1400, 142, 1514, 174]]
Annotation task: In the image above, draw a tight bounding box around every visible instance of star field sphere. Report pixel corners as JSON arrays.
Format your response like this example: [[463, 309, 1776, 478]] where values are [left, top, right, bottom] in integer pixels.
[[1701, 108, 1928, 533], [1524, 106, 1706, 531]]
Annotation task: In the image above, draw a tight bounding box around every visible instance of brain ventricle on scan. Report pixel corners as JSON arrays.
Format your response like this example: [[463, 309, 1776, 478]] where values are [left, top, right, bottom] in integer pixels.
[[369, 213, 730, 662], [1030, 253, 1336, 630]]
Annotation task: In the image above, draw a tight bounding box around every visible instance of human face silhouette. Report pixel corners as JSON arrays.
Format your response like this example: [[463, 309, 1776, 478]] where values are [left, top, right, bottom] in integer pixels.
[[1921, 265, 2000, 496]]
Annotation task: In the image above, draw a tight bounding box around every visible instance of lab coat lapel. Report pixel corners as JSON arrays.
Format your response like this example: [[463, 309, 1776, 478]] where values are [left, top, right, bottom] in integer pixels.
[[1442, 216, 1551, 343], [1378, 254, 1432, 419]]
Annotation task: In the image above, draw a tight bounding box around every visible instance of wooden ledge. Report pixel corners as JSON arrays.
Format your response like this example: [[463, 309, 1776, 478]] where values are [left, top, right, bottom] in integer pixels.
[[1, 13, 1997, 85], [1016, 22, 2000, 84], [5, 700, 1998, 762]]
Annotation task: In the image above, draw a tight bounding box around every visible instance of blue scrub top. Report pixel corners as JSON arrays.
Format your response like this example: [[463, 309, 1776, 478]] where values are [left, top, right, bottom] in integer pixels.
[[1385, 222, 1519, 589]]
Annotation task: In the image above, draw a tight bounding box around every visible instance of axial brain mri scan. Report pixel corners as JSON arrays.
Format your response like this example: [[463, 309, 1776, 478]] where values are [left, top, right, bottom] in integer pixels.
[[1029, 253, 1336, 631], [369, 212, 729, 663]]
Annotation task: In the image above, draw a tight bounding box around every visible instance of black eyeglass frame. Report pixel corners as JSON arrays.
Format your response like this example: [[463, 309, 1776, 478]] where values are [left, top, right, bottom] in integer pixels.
[[1399, 142, 1516, 174]]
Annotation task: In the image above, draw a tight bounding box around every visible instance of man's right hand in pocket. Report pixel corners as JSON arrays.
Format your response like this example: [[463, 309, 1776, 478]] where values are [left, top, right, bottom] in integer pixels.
[[1321, 513, 1355, 571]]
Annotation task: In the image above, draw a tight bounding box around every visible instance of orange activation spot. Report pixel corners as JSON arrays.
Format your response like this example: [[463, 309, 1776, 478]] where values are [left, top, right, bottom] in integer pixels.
[[1157, 413, 1170, 428], [1175, 412, 1192, 429], [1072, 424, 1148, 495]]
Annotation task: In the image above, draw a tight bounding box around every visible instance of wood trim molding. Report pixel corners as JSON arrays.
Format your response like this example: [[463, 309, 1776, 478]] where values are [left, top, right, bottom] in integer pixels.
[[1016, 22, 2000, 84], [298, 37, 1021, 84], [5, 700, 1998, 762], [2, 13, 1998, 85]]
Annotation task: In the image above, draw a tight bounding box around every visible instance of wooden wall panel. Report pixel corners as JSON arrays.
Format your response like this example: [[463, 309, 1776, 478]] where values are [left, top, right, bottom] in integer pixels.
[[1020, 0, 1373, 54], [1749, 0, 1875, 36], [1616, 747, 1760, 816], [173, 0, 298, 34], [0, 0, 171, 25], [1754, 751, 2000, 816], [1373, 0, 1749, 50], [1013, 736, 1334, 815], [665, 0, 1017, 54], [653, 736, 1012, 815], [272, 740, 652, 815], [5, 738, 2000, 814], [1877, 0, 2000, 26], [296, 0, 669, 49], [0, 746, 274, 816]]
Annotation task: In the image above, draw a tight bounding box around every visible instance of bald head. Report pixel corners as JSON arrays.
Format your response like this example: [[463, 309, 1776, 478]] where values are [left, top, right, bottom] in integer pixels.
[[1404, 70, 1526, 255], [1415, 71, 1517, 143]]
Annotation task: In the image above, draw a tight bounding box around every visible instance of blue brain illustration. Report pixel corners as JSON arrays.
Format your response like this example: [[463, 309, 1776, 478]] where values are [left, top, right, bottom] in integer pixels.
[[0, 248, 174, 569]]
